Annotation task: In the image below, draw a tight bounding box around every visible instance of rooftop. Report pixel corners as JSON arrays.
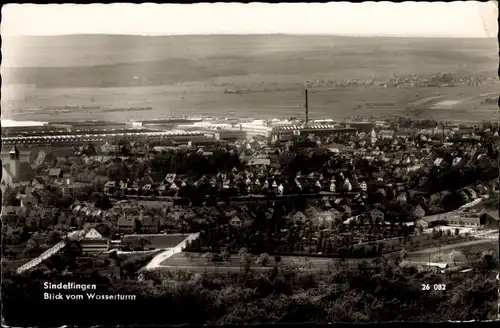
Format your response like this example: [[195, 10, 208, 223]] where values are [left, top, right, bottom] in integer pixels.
[[1, 119, 48, 127]]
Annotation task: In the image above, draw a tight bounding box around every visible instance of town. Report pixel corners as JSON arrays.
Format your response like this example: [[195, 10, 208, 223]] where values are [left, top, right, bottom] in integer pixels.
[[2, 5, 499, 321], [2, 99, 499, 264], [3, 107, 499, 324]]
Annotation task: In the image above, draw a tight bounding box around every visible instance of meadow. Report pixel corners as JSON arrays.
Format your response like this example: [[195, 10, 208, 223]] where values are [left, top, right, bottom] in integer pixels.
[[2, 35, 498, 122], [407, 240, 498, 264], [122, 234, 189, 249], [159, 252, 357, 273]]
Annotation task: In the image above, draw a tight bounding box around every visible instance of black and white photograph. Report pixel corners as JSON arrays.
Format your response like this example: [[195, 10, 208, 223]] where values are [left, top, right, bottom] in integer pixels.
[[1, 2, 499, 325]]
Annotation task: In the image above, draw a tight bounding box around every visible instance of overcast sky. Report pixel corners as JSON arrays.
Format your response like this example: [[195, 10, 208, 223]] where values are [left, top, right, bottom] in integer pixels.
[[1, 2, 498, 38]]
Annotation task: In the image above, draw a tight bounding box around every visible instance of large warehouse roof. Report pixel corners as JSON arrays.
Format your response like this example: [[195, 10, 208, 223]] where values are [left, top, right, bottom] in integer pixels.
[[2, 119, 48, 127]]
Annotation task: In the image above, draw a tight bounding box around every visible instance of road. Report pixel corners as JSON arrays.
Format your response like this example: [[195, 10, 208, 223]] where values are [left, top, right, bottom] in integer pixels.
[[143, 233, 200, 271], [16, 230, 86, 274], [108, 249, 162, 255], [156, 265, 328, 273], [154, 258, 449, 274], [16, 241, 67, 274]]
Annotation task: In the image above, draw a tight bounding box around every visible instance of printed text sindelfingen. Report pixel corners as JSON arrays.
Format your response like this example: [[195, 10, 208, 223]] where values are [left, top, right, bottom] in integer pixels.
[[44, 282, 97, 291]]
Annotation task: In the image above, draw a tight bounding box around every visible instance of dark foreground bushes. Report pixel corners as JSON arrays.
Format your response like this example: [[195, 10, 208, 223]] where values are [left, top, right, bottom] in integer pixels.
[[2, 251, 498, 326]]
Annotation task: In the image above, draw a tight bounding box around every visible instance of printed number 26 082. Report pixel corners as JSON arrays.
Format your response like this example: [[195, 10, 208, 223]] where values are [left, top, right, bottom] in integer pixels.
[[422, 284, 446, 291]]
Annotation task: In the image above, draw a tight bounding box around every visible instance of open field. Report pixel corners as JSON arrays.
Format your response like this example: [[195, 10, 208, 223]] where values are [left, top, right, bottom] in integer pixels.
[[407, 239, 498, 264], [158, 252, 345, 272], [122, 234, 190, 249], [2, 34, 498, 122], [3, 83, 498, 123], [156, 236, 498, 273]]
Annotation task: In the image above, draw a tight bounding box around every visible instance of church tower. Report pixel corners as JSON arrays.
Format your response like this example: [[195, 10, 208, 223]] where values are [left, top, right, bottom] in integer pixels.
[[370, 128, 378, 145], [9, 146, 21, 181]]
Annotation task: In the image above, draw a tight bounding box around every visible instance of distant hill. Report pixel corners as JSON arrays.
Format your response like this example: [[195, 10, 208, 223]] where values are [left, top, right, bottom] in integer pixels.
[[2, 34, 497, 88]]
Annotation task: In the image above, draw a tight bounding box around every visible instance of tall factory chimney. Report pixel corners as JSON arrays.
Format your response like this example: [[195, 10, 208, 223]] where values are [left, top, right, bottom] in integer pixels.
[[304, 89, 309, 124], [442, 122, 445, 143]]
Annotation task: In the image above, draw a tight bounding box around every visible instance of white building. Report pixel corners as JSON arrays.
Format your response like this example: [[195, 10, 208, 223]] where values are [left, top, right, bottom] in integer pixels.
[[238, 120, 272, 138], [128, 121, 143, 128]]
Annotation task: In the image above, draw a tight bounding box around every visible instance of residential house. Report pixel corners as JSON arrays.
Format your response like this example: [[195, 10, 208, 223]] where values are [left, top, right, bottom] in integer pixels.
[[32, 177, 45, 190], [1, 206, 20, 217], [420, 213, 444, 228], [312, 210, 341, 227], [479, 210, 499, 229], [475, 184, 488, 195], [342, 205, 352, 217], [117, 213, 136, 234], [18, 190, 40, 208], [290, 211, 308, 223], [229, 216, 253, 229], [229, 216, 243, 228], [412, 205, 426, 219], [397, 128, 416, 140], [416, 219, 429, 229], [379, 130, 395, 140], [464, 187, 478, 200], [2, 224, 24, 243], [141, 213, 160, 234], [165, 174, 177, 184], [80, 228, 110, 254], [48, 168, 63, 182], [245, 157, 271, 167], [459, 190, 471, 204], [370, 208, 385, 223], [104, 181, 116, 195], [445, 215, 480, 227]]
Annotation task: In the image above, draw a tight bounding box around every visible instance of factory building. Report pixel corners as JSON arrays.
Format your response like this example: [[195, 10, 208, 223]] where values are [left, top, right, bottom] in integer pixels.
[[345, 122, 375, 134], [238, 120, 273, 138], [1, 130, 212, 146], [271, 125, 357, 142], [216, 129, 248, 142]]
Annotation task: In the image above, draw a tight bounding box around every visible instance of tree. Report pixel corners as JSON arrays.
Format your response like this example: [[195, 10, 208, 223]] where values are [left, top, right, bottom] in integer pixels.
[[23, 239, 41, 257], [3, 188, 19, 206], [95, 195, 112, 210], [202, 252, 214, 263], [449, 250, 465, 266], [256, 253, 270, 266], [238, 247, 249, 263], [301, 257, 313, 270], [61, 240, 83, 263], [90, 192, 102, 203], [399, 248, 408, 261], [85, 143, 97, 156], [274, 255, 282, 265], [48, 231, 62, 245], [221, 248, 231, 262], [433, 253, 444, 262], [477, 250, 497, 271], [137, 237, 152, 251]]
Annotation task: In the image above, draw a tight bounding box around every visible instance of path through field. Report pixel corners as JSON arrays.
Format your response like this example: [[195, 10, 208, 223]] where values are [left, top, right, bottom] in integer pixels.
[[143, 233, 200, 270]]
